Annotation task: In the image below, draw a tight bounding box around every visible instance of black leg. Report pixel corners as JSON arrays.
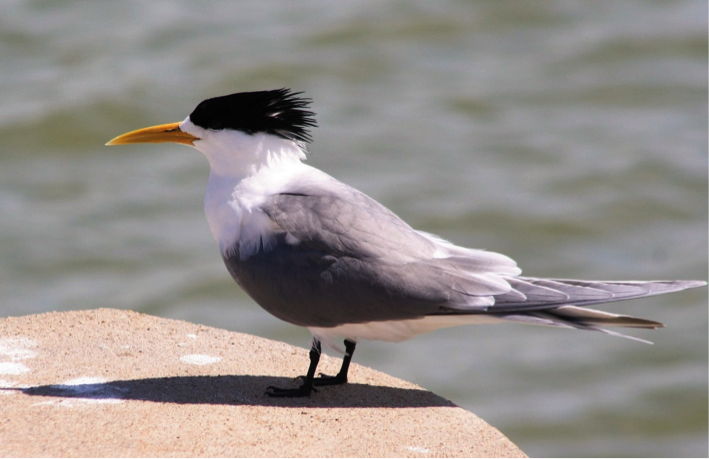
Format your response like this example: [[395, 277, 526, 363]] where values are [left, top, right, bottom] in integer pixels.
[[313, 339, 356, 386], [265, 339, 321, 397]]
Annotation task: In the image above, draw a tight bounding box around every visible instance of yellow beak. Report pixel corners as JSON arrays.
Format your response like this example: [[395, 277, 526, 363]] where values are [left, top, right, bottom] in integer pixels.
[[105, 122, 200, 147]]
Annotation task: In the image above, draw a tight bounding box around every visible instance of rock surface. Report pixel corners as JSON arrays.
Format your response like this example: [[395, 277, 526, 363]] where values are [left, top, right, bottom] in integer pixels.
[[0, 309, 525, 457]]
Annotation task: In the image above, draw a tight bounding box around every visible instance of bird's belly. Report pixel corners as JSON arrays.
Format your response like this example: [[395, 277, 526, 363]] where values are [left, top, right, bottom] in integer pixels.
[[309, 314, 506, 349]]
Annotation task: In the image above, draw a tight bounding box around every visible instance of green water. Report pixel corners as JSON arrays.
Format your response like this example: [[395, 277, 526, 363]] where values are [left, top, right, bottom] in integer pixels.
[[1, 1, 707, 456]]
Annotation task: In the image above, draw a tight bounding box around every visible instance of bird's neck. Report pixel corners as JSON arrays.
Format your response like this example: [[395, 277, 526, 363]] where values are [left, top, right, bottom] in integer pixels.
[[197, 131, 308, 256], [195, 130, 307, 179]]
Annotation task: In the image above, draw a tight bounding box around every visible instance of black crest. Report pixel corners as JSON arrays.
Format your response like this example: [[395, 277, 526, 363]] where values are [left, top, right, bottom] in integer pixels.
[[188, 89, 317, 143]]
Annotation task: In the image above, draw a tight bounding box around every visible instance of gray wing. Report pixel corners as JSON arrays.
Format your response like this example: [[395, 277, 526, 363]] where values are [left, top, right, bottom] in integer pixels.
[[224, 178, 705, 337], [223, 181, 519, 328], [262, 187, 434, 262]]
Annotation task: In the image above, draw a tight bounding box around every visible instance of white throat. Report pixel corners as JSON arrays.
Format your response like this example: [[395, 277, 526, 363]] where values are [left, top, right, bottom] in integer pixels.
[[179, 118, 309, 257]]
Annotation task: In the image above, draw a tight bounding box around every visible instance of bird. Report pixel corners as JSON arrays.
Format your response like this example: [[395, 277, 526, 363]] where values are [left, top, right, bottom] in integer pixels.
[[107, 88, 706, 397]]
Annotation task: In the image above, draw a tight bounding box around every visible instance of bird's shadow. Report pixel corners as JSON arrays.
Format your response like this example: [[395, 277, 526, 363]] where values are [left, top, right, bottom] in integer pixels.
[[10, 374, 455, 408]]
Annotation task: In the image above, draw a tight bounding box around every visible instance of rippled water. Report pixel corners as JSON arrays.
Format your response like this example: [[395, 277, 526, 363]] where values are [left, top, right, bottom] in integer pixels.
[[1, 1, 707, 456]]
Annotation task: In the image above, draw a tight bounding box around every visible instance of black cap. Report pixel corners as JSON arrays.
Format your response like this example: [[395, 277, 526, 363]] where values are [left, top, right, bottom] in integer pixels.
[[188, 88, 317, 144]]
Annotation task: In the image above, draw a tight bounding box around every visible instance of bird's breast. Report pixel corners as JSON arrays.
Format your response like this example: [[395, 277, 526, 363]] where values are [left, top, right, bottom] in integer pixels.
[[204, 176, 244, 255], [204, 171, 286, 260]]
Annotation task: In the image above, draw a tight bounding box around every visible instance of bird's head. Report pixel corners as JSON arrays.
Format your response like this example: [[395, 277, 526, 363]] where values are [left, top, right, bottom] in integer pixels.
[[106, 89, 317, 173]]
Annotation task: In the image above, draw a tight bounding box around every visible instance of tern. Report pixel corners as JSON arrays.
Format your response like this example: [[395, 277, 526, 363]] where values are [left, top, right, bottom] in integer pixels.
[[107, 89, 706, 397]]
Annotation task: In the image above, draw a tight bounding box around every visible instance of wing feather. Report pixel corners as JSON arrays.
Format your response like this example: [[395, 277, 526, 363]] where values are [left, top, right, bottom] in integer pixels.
[[224, 173, 705, 337]]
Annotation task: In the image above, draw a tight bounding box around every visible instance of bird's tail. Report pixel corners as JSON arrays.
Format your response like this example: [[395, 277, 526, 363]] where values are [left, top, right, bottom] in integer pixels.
[[492, 305, 662, 344], [489, 278, 706, 344]]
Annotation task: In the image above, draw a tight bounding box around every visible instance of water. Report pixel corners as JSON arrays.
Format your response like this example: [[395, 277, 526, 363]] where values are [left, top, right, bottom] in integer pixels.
[[1, 1, 707, 456]]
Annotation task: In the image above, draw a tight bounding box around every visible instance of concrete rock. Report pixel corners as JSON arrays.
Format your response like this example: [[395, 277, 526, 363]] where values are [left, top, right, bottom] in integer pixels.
[[0, 309, 525, 457]]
